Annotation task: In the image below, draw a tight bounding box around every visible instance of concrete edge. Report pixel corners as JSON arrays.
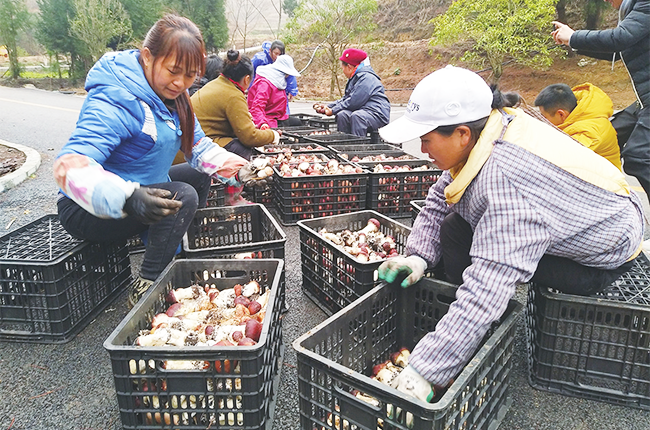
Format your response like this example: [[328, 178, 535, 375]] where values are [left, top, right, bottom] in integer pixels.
[[0, 139, 42, 193]]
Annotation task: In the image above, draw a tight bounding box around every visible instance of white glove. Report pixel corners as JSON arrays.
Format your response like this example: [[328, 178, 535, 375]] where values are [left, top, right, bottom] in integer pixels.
[[390, 365, 435, 403], [271, 130, 280, 145], [378, 255, 427, 288]]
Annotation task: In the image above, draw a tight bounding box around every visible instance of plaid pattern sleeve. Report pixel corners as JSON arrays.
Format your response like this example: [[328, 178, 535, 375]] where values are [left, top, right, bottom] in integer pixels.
[[406, 171, 453, 266], [407, 141, 644, 386]]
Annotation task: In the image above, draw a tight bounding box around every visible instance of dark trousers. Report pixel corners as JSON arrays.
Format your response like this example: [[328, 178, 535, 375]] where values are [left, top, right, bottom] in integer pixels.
[[224, 138, 253, 160], [335, 109, 387, 137], [436, 213, 634, 295], [57, 163, 211, 281], [612, 102, 650, 197]]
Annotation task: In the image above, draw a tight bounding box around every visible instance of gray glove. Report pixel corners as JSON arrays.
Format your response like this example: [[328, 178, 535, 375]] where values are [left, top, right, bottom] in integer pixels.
[[378, 255, 428, 288], [237, 163, 273, 189], [390, 365, 435, 403], [123, 187, 182, 225]]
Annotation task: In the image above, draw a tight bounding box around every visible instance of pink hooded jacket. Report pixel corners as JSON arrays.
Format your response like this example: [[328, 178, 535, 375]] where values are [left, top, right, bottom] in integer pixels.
[[247, 76, 289, 128]]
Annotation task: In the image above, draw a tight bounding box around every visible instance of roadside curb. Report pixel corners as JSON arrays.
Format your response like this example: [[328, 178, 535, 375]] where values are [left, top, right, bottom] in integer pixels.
[[0, 139, 42, 193]]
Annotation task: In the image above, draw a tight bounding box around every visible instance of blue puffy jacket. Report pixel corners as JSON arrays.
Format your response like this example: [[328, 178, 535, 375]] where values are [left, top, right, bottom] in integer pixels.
[[59, 50, 207, 186], [328, 64, 390, 126], [250, 43, 298, 97]]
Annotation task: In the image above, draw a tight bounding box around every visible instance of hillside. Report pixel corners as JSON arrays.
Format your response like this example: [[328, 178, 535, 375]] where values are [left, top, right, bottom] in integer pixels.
[[290, 39, 636, 110]]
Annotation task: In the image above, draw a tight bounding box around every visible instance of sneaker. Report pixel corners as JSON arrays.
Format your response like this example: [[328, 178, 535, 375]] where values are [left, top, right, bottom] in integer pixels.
[[128, 276, 154, 309]]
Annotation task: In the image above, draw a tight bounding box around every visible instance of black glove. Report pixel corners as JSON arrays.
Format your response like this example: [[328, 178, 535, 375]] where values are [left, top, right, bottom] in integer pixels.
[[123, 187, 182, 225]]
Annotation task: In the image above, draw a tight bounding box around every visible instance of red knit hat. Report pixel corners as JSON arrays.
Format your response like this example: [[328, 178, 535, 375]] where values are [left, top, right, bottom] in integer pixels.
[[339, 48, 367, 66]]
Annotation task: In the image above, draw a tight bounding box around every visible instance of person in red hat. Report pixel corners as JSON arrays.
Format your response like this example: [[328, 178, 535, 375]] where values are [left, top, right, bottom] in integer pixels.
[[313, 48, 390, 137]]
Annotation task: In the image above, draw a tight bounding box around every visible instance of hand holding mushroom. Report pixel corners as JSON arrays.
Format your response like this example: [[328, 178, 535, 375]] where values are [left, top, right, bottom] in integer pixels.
[[390, 365, 435, 403], [378, 255, 428, 288], [237, 157, 274, 188]]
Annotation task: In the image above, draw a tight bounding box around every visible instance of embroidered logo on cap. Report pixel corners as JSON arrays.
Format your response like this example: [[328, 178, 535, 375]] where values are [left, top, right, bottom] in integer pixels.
[[445, 102, 461, 117]]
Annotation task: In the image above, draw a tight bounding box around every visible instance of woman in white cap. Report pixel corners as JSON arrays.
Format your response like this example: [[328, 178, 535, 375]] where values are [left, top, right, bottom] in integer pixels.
[[377, 65, 645, 402], [248, 54, 301, 129]]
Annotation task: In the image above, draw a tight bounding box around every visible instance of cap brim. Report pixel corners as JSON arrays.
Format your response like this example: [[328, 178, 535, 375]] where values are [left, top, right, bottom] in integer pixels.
[[379, 115, 437, 144], [276, 66, 300, 77]]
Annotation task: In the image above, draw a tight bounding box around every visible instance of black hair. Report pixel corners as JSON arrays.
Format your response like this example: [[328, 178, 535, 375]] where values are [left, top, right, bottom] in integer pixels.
[[270, 40, 285, 55], [204, 54, 224, 82], [534, 84, 577, 114], [188, 54, 224, 96], [142, 14, 206, 156], [222, 49, 254, 82], [435, 85, 520, 140]]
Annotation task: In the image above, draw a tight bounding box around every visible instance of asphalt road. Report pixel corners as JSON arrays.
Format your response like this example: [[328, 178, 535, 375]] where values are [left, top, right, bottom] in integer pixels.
[[0, 86, 649, 430]]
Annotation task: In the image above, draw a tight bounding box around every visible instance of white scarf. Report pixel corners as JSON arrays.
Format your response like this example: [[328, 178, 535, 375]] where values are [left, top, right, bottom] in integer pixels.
[[256, 63, 287, 90]]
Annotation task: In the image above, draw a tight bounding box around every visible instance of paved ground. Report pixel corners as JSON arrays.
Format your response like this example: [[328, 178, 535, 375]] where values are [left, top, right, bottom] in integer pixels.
[[0, 88, 649, 429]]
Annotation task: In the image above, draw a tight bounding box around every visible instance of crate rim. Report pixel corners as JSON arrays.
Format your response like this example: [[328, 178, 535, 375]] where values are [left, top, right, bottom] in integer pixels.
[[533, 280, 650, 313], [182, 204, 287, 255], [0, 214, 89, 265], [293, 279, 524, 414], [103, 258, 284, 355], [297, 210, 411, 265]]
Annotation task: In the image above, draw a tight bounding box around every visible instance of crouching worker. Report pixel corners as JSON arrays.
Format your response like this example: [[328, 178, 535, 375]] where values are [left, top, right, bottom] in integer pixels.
[[377, 66, 645, 402], [54, 15, 270, 308], [535, 83, 621, 169], [313, 48, 390, 137]]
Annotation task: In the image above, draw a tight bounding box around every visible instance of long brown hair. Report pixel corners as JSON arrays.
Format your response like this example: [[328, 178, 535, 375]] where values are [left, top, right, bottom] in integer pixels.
[[142, 15, 206, 156]]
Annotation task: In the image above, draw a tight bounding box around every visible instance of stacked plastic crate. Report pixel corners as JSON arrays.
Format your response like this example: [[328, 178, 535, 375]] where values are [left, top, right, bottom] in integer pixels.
[[0, 215, 131, 343], [527, 252, 650, 409]]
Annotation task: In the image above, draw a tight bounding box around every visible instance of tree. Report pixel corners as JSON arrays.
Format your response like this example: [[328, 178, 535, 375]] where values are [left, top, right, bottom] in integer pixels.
[[584, 0, 606, 29], [286, 0, 378, 98], [0, 0, 30, 79], [430, 0, 559, 83], [70, 0, 132, 64], [168, 0, 228, 52], [283, 0, 299, 18], [119, 0, 165, 40]]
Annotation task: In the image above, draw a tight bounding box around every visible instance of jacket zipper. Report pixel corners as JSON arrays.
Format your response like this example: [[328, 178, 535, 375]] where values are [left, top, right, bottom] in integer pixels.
[[618, 52, 644, 109]]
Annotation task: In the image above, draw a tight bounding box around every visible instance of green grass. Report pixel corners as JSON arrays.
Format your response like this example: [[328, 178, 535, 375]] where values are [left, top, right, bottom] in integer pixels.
[[18, 69, 68, 79]]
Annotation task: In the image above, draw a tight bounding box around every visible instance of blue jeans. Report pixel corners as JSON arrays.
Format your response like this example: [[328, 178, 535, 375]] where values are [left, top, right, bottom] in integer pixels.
[[57, 163, 211, 280]]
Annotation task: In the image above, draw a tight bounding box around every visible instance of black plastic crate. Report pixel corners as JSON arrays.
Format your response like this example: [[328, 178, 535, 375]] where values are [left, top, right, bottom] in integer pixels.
[[298, 211, 411, 315], [127, 234, 146, 254], [526, 252, 650, 409], [183, 205, 287, 310], [293, 278, 523, 430], [104, 259, 284, 430], [307, 116, 337, 131], [410, 200, 426, 223], [206, 179, 226, 208], [289, 113, 323, 125], [272, 164, 368, 226], [335, 150, 418, 165], [328, 143, 406, 156], [182, 205, 286, 260], [252, 143, 329, 156], [0, 215, 131, 343], [277, 126, 323, 143], [303, 132, 371, 146], [359, 160, 441, 219]]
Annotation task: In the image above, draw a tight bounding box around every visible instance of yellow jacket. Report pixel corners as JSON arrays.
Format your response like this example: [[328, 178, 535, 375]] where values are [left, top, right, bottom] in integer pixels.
[[559, 83, 621, 170]]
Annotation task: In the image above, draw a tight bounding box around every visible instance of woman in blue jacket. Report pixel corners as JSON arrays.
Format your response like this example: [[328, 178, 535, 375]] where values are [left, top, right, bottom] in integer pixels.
[[54, 15, 265, 307]]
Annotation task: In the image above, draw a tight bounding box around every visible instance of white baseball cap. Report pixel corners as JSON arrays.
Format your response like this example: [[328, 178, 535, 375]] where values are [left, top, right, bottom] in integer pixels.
[[379, 66, 493, 144], [273, 55, 301, 77]]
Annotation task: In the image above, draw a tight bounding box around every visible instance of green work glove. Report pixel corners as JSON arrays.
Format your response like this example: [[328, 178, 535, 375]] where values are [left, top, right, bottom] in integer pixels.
[[390, 365, 435, 403], [378, 255, 428, 288]]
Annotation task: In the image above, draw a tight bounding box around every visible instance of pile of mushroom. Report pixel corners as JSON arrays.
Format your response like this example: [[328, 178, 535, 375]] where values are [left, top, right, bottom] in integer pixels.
[[318, 218, 400, 262]]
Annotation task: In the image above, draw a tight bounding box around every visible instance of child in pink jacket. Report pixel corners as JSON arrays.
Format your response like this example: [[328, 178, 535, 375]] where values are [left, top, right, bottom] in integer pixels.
[[248, 55, 301, 129]]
